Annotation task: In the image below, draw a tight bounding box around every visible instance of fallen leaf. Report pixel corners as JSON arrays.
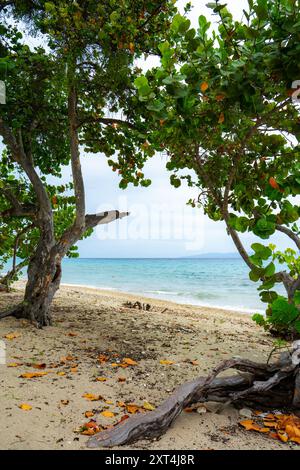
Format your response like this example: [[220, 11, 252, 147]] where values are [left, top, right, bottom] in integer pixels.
[[96, 377, 107, 382], [19, 403, 32, 411], [7, 363, 23, 368], [118, 377, 126, 382], [30, 363, 47, 369], [85, 411, 94, 418], [5, 332, 21, 340], [98, 354, 109, 364], [60, 355, 75, 363], [57, 371, 66, 376], [70, 367, 78, 373], [19, 372, 48, 379], [123, 358, 138, 366], [101, 411, 115, 418], [67, 332, 78, 337], [117, 401, 126, 408], [160, 360, 174, 365], [216, 93, 225, 101], [106, 400, 114, 405], [80, 420, 101, 435], [143, 401, 156, 411], [82, 393, 102, 401], [126, 404, 141, 414]]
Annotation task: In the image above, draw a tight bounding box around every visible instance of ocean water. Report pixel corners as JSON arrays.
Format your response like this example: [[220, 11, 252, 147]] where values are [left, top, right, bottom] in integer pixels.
[[57, 258, 276, 313]]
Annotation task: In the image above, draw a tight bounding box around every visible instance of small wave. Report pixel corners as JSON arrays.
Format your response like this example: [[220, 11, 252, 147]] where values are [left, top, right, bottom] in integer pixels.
[[62, 282, 117, 291], [145, 290, 180, 295]]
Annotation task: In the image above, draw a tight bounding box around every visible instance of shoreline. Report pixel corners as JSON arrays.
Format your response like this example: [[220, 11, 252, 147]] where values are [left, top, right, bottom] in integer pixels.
[[16, 278, 262, 315]]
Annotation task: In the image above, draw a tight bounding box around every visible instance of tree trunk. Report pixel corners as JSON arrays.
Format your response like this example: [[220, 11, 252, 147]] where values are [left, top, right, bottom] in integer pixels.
[[19, 252, 62, 327], [1, 247, 62, 327]]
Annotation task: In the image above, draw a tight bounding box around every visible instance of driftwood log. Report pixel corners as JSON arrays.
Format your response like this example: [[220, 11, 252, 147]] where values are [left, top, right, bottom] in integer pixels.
[[87, 343, 300, 448]]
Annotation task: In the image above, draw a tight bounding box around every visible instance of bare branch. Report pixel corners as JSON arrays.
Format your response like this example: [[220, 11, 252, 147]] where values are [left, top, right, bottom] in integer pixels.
[[276, 224, 300, 251]]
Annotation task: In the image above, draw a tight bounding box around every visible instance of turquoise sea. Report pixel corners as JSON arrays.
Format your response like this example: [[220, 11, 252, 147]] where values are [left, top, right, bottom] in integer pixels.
[[55, 257, 279, 314]]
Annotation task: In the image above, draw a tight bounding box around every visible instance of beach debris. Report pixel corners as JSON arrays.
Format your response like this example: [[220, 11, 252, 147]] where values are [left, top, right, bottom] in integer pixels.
[[86, 353, 300, 448], [159, 359, 174, 365], [123, 301, 151, 311], [79, 420, 102, 436], [239, 413, 300, 444]]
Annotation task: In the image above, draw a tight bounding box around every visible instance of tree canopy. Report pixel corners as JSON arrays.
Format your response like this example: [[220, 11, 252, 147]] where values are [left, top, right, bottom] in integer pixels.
[[133, 0, 300, 337]]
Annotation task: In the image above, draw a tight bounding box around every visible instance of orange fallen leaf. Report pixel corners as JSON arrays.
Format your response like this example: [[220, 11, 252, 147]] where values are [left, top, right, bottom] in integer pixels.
[[98, 354, 109, 364], [106, 400, 114, 405], [80, 420, 101, 435], [101, 411, 115, 418], [85, 411, 94, 418], [96, 377, 107, 382], [19, 403, 32, 411], [82, 393, 103, 401], [60, 355, 75, 363], [67, 332, 78, 337], [70, 367, 78, 373], [20, 372, 48, 379], [126, 404, 141, 414], [117, 401, 126, 408], [123, 358, 138, 366], [239, 420, 264, 432], [57, 371, 66, 376], [160, 360, 174, 365], [278, 430, 289, 442], [5, 332, 21, 340], [30, 363, 47, 369], [118, 377, 126, 382], [190, 360, 199, 366]]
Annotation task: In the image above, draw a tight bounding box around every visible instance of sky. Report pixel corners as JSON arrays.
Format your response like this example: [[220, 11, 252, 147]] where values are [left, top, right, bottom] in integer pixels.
[[1, 1, 297, 258]]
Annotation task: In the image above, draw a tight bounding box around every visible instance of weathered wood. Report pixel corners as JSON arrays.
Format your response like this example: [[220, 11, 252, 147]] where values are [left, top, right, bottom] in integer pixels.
[[87, 356, 300, 448]]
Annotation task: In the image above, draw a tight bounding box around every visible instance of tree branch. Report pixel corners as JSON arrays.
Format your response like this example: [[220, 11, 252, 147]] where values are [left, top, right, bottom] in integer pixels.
[[85, 210, 129, 230], [276, 224, 300, 251], [68, 85, 85, 232]]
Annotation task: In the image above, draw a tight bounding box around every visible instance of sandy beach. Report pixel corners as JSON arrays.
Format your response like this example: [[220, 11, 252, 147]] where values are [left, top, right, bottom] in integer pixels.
[[0, 282, 294, 450]]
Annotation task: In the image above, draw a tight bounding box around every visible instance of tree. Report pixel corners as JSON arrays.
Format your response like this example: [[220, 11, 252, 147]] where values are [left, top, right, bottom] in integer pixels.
[[132, 0, 300, 337], [0, 1, 178, 326]]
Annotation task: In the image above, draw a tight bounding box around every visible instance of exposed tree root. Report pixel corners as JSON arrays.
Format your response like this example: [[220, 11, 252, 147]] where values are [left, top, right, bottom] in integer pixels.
[[87, 351, 300, 448]]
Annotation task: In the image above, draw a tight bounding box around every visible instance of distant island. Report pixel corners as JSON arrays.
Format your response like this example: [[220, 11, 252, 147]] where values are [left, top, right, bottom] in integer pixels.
[[183, 252, 242, 259]]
